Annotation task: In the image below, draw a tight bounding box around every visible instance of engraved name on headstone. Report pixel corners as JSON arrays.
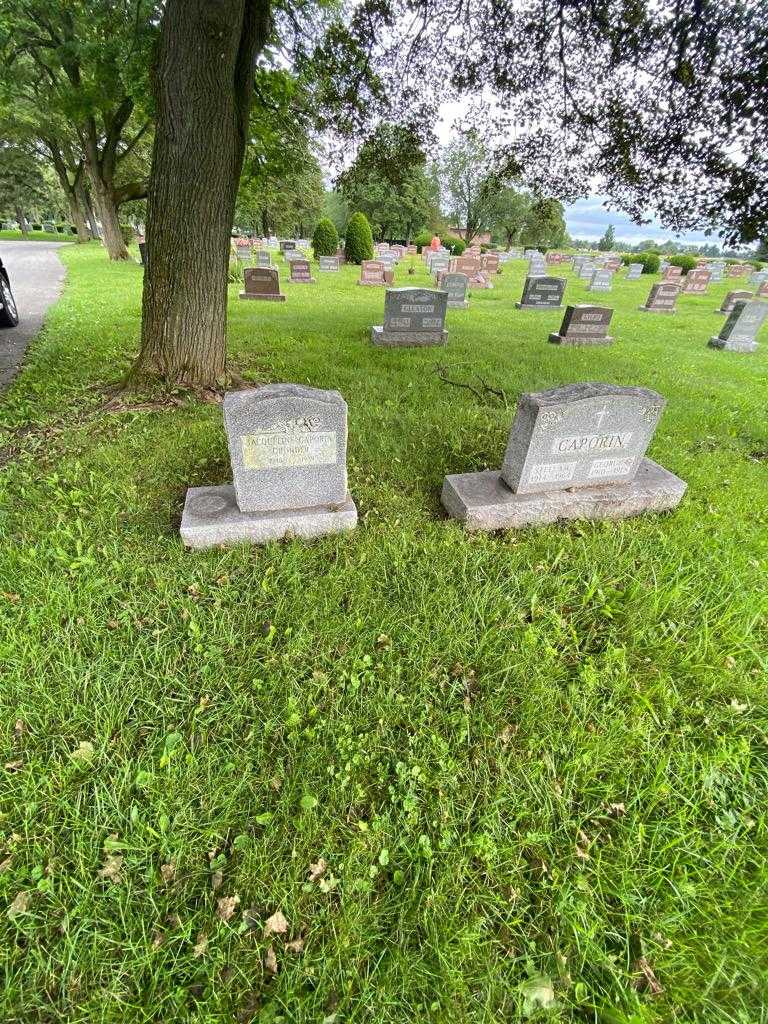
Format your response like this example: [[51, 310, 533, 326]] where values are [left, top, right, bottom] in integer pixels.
[[681, 268, 711, 294], [549, 305, 614, 346], [708, 299, 768, 353], [371, 287, 448, 347]]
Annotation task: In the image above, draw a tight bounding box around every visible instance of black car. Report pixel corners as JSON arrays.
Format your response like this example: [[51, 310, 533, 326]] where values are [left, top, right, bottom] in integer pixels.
[[0, 256, 19, 328]]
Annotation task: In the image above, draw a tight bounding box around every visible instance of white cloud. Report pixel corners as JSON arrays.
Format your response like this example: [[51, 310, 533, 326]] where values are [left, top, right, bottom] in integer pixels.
[[564, 196, 721, 246]]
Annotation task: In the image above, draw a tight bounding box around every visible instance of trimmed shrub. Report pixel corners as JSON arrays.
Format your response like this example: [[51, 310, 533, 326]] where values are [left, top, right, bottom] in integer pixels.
[[441, 234, 465, 255], [311, 217, 339, 258], [344, 212, 374, 264], [669, 254, 697, 274], [413, 229, 433, 252], [622, 252, 661, 274]]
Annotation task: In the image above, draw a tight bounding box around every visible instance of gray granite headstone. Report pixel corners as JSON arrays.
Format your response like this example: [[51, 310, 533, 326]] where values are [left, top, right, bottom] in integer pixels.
[[708, 300, 768, 352], [181, 384, 356, 547], [515, 276, 566, 310], [589, 269, 613, 292], [441, 382, 686, 530], [319, 256, 339, 272], [578, 261, 596, 281], [441, 272, 469, 308], [280, 239, 296, 253], [240, 267, 286, 302], [639, 282, 679, 314], [716, 289, 752, 314], [549, 305, 614, 346], [235, 245, 251, 263], [256, 250, 271, 266], [371, 287, 448, 346], [708, 262, 725, 282], [626, 263, 643, 280]]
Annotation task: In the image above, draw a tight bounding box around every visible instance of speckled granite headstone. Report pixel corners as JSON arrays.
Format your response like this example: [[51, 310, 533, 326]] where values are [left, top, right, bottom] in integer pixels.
[[708, 300, 768, 352], [371, 287, 448, 346], [549, 305, 613, 346], [223, 385, 348, 512], [256, 250, 271, 266], [515, 276, 566, 309], [441, 272, 469, 308], [626, 263, 643, 279], [589, 269, 613, 292], [359, 260, 386, 285], [441, 382, 686, 530], [240, 267, 285, 302], [319, 256, 339, 271], [289, 258, 315, 283], [180, 384, 357, 548], [682, 268, 711, 293]]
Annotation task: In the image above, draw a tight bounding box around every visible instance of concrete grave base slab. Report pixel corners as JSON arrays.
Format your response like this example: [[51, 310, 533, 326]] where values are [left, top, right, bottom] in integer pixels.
[[548, 333, 614, 346], [708, 337, 757, 352], [441, 458, 686, 531], [515, 303, 563, 310], [447, 301, 469, 309], [181, 484, 357, 548], [371, 326, 448, 347], [357, 281, 385, 286], [239, 292, 286, 301], [638, 305, 675, 314], [289, 278, 316, 284]]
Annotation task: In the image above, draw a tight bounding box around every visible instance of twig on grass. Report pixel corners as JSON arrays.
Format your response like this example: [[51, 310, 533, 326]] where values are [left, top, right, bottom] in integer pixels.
[[434, 363, 508, 407]]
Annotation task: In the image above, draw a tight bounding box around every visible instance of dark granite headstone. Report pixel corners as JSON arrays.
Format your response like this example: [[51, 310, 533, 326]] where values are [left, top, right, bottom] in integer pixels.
[[708, 300, 768, 352], [515, 276, 566, 310], [440, 272, 469, 308], [371, 287, 448, 347], [289, 258, 315, 284], [239, 267, 286, 302], [717, 289, 752, 314], [549, 305, 614, 346]]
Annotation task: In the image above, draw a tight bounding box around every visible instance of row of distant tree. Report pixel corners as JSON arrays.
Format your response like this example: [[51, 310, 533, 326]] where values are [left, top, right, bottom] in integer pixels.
[[570, 224, 764, 259]]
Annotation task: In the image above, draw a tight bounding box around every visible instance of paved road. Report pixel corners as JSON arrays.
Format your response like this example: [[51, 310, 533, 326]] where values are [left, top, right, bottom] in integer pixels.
[[0, 241, 68, 389]]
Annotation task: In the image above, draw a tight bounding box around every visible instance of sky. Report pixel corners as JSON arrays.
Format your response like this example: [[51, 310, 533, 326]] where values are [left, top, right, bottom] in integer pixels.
[[564, 197, 721, 247]]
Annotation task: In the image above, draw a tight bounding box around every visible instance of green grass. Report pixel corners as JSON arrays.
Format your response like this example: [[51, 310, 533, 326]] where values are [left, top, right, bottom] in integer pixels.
[[1, 246, 767, 1023], [0, 229, 74, 242]]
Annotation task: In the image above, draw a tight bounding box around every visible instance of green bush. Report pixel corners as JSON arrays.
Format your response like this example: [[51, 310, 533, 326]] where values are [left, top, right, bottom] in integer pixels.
[[622, 252, 660, 274], [441, 234, 465, 255], [413, 229, 433, 252], [119, 223, 134, 246], [669, 254, 698, 274], [344, 212, 374, 264], [311, 217, 339, 259], [32, 223, 42, 231]]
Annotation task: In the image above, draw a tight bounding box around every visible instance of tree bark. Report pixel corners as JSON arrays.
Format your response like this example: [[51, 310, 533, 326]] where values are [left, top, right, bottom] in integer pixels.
[[88, 172, 129, 260], [81, 184, 100, 239], [133, 0, 271, 388], [15, 207, 30, 236]]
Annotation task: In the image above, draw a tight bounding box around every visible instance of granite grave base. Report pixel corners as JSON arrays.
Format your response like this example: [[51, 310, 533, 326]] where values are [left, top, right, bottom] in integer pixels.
[[707, 337, 757, 353], [370, 326, 448, 347], [181, 484, 357, 548], [548, 331, 613, 346], [441, 458, 686, 531], [638, 305, 676, 314], [516, 302, 564, 310], [239, 291, 286, 301]]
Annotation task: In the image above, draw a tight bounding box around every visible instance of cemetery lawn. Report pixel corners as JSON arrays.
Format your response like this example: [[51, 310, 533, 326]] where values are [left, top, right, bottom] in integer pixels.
[[2, 246, 767, 1024], [0, 229, 72, 242]]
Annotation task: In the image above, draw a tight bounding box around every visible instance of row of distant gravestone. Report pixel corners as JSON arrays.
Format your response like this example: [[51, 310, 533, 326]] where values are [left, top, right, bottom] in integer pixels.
[[177, 247, 768, 549], [180, 381, 687, 549], [239, 248, 768, 355]]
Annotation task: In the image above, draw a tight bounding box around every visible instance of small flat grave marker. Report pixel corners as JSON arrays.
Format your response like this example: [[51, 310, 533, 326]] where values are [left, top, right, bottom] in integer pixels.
[[757, 281, 768, 298], [626, 263, 643, 280], [549, 305, 614, 346], [442, 382, 686, 530], [662, 266, 683, 282], [639, 282, 679, 314], [709, 300, 768, 353], [515, 275, 566, 310], [181, 384, 357, 548], [371, 287, 448, 347], [240, 267, 286, 302]]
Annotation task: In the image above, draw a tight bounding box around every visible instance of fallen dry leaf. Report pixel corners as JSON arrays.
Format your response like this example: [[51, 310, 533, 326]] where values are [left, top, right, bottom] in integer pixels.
[[633, 956, 663, 995], [4, 760, 23, 772], [193, 932, 208, 957], [13, 720, 25, 741], [242, 906, 260, 931], [264, 909, 289, 938], [285, 935, 305, 954], [151, 930, 164, 949], [211, 869, 223, 891], [499, 723, 519, 746], [70, 741, 95, 762], [7, 891, 31, 917], [216, 894, 240, 922], [308, 859, 327, 882], [97, 854, 123, 884], [0, 856, 12, 874], [160, 862, 176, 884], [264, 945, 278, 975], [575, 844, 590, 861], [607, 802, 626, 817]]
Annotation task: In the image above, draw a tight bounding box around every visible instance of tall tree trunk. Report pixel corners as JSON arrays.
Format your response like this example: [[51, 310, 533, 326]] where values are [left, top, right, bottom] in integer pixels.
[[81, 185, 100, 239], [133, 0, 271, 387], [15, 207, 30, 236], [65, 192, 90, 243], [88, 172, 129, 260]]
